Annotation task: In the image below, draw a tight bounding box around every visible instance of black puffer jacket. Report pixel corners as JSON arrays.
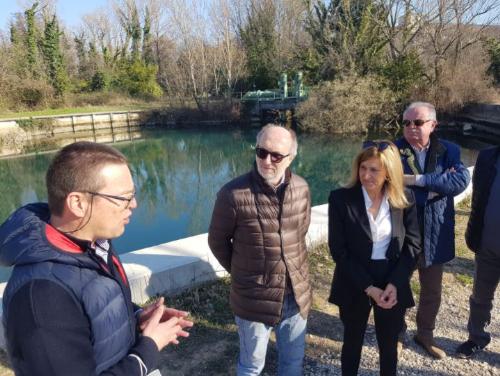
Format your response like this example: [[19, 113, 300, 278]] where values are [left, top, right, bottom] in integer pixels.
[[465, 146, 500, 253]]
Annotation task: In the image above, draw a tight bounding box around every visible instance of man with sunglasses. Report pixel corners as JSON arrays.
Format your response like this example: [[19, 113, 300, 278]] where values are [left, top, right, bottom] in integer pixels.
[[0, 141, 192, 376], [395, 102, 470, 359], [208, 124, 312, 375]]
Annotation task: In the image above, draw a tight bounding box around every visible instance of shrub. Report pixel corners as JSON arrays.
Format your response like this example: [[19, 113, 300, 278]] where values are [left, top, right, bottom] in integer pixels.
[[296, 74, 398, 133], [484, 37, 500, 85], [379, 51, 425, 99], [14, 79, 54, 110], [113, 60, 163, 98], [410, 53, 499, 113], [89, 71, 109, 92]]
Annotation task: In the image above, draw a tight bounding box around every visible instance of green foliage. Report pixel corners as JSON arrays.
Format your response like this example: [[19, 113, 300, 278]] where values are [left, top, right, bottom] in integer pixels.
[[16, 117, 54, 132], [41, 15, 68, 96], [114, 60, 163, 98], [239, 0, 278, 89], [25, 2, 39, 77], [455, 273, 473, 287], [304, 0, 388, 79], [380, 51, 425, 97], [485, 37, 500, 85], [10, 22, 20, 45], [89, 71, 109, 92]]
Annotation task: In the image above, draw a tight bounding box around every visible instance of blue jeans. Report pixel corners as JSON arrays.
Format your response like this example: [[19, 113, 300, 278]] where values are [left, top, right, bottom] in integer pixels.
[[235, 294, 307, 376]]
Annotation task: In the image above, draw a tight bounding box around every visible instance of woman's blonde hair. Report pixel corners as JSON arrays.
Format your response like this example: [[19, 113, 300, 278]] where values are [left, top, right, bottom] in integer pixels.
[[346, 140, 408, 209]]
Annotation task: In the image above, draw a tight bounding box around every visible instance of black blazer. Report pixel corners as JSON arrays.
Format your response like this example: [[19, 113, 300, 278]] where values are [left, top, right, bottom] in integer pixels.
[[328, 184, 421, 308]]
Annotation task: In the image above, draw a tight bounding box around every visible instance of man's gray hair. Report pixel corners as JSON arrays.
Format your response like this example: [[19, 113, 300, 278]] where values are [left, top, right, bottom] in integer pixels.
[[403, 102, 437, 121], [256, 124, 298, 157]]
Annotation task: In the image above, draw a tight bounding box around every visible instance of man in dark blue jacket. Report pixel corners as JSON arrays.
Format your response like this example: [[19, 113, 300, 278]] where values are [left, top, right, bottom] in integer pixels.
[[395, 102, 470, 359], [0, 141, 193, 375], [456, 146, 500, 358]]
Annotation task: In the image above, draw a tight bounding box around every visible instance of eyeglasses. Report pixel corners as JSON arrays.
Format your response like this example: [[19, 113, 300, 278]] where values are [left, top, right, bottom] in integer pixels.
[[362, 140, 392, 152], [402, 119, 433, 127], [255, 147, 289, 163], [86, 191, 136, 209]]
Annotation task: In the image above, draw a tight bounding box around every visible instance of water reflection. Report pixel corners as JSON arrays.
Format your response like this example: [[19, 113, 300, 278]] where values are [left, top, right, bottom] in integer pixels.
[[0, 127, 486, 281]]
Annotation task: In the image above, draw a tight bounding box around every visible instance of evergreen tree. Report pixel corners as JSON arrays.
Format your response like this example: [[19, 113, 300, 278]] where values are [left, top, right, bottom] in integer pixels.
[[305, 0, 388, 79], [42, 15, 68, 96], [25, 2, 39, 77], [485, 38, 500, 85], [239, 0, 278, 89]]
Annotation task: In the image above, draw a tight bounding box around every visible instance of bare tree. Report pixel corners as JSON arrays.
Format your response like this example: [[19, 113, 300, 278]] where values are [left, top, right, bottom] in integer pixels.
[[210, 0, 246, 97]]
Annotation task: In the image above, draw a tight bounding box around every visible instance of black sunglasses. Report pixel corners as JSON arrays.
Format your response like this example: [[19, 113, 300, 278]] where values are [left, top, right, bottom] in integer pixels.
[[255, 147, 289, 163], [362, 140, 391, 152], [402, 119, 433, 127], [87, 191, 136, 208]]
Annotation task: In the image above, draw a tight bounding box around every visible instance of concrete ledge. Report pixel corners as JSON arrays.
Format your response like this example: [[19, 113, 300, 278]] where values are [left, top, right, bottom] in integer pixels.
[[0, 166, 474, 349]]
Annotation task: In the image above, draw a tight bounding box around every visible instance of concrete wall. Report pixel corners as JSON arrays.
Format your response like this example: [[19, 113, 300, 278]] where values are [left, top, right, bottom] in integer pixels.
[[0, 111, 161, 157], [0, 167, 474, 350]]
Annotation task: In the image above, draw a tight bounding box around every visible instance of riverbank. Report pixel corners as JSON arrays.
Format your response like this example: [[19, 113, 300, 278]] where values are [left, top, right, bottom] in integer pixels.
[[0, 99, 242, 157]]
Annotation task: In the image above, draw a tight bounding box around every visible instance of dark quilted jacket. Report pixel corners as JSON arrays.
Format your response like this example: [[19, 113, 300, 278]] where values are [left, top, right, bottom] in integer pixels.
[[0, 204, 146, 375], [395, 136, 470, 266], [208, 166, 312, 326], [465, 146, 500, 253]]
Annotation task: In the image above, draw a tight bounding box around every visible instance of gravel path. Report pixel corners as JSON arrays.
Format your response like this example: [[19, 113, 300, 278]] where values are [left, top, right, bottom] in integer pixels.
[[303, 272, 500, 376]]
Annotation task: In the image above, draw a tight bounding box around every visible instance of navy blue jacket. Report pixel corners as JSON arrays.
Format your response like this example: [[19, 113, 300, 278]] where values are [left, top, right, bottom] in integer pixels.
[[0, 204, 160, 376], [395, 136, 470, 266], [465, 146, 500, 253]]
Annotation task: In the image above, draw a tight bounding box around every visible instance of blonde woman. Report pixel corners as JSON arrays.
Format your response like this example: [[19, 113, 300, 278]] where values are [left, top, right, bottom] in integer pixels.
[[328, 140, 421, 376]]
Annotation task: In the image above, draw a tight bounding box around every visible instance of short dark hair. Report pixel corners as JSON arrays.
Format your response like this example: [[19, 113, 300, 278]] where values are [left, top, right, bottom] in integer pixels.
[[46, 142, 128, 216]]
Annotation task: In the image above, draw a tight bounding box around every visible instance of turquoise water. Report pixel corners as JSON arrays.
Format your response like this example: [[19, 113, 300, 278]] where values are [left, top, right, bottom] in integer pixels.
[[0, 127, 482, 281]]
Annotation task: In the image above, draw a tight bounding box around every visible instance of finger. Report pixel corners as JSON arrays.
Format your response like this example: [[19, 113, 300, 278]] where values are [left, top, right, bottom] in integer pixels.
[[160, 316, 181, 330], [146, 304, 165, 328], [176, 330, 190, 338], [165, 307, 190, 318], [178, 318, 194, 328], [139, 320, 151, 331]]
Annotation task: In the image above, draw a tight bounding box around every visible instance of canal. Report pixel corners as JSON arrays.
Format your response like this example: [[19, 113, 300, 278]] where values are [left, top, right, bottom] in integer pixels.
[[0, 126, 488, 281]]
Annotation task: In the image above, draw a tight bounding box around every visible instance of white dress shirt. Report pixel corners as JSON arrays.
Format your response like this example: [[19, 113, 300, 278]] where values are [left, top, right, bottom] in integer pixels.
[[362, 187, 392, 260]]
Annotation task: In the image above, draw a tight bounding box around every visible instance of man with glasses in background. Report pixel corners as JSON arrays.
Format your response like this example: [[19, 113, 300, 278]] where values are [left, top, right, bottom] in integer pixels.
[[0, 141, 192, 376], [395, 102, 470, 359], [208, 124, 312, 375]]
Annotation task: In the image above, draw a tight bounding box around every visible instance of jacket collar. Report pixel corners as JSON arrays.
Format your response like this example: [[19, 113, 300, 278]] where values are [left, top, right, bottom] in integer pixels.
[[346, 184, 373, 241], [251, 162, 291, 194], [346, 184, 403, 259], [399, 134, 445, 174]]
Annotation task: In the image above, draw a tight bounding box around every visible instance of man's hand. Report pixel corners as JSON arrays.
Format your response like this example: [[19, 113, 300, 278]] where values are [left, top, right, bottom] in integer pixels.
[[403, 174, 416, 186], [138, 297, 192, 332], [379, 283, 397, 309], [142, 304, 190, 350]]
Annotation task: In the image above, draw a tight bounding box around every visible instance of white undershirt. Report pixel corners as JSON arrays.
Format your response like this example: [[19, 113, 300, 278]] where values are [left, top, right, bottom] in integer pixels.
[[362, 187, 392, 260]]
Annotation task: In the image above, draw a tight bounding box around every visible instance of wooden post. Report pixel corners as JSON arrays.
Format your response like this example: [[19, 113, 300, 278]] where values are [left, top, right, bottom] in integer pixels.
[[110, 113, 114, 142], [126, 112, 132, 141], [91, 114, 96, 142]]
